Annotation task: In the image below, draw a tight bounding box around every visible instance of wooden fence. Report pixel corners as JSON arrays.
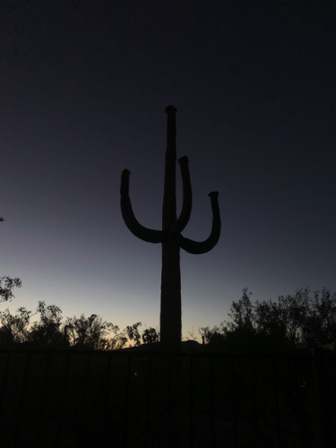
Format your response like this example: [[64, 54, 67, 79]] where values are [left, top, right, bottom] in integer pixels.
[[0, 348, 335, 448]]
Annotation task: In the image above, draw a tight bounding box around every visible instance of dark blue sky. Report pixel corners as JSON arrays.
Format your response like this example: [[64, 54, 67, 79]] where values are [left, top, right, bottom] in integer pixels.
[[1, 1, 335, 338]]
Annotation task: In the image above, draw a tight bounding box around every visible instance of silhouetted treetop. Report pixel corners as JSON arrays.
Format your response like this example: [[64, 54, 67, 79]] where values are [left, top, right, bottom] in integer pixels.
[[0, 276, 22, 302], [200, 288, 336, 353]]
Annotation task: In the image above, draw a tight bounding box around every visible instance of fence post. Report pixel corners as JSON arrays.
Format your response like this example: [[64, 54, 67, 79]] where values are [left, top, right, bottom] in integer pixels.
[[311, 348, 335, 448]]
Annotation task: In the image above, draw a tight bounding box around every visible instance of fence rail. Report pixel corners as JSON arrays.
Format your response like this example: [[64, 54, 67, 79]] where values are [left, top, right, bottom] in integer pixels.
[[0, 348, 335, 448]]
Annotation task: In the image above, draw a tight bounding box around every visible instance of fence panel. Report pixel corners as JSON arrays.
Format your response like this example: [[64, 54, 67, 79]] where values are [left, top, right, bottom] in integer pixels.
[[0, 349, 334, 448]]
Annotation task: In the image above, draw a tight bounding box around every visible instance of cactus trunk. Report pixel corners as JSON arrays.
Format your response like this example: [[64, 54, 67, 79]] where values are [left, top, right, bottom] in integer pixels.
[[161, 236, 181, 349], [120, 106, 221, 351], [161, 106, 181, 349]]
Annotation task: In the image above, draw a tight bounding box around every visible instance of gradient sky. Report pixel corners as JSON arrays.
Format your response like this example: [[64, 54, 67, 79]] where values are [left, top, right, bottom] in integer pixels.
[[1, 1, 335, 339]]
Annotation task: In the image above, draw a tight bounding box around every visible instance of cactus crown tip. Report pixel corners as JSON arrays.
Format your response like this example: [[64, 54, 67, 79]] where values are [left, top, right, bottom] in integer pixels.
[[165, 105, 177, 113], [208, 191, 219, 198], [178, 156, 189, 163]]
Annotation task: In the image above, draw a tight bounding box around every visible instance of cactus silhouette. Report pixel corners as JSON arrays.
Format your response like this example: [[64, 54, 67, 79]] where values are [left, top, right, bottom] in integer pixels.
[[120, 106, 221, 350]]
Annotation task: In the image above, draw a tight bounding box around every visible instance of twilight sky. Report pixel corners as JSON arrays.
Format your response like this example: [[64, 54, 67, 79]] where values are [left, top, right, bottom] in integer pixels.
[[1, 1, 335, 339]]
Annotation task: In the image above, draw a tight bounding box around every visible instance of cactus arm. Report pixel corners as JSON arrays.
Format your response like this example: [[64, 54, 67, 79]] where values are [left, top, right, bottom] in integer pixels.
[[179, 191, 221, 254], [173, 156, 192, 233], [120, 169, 164, 243]]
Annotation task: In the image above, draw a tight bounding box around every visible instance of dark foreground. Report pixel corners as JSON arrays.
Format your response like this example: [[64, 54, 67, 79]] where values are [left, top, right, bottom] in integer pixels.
[[0, 348, 335, 448]]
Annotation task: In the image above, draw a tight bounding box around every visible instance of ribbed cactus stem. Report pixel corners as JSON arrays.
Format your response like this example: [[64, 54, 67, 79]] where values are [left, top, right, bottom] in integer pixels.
[[163, 105, 177, 230], [161, 106, 181, 349], [120, 106, 221, 351]]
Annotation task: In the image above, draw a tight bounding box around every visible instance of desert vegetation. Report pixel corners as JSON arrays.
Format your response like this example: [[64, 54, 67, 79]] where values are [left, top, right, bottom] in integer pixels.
[[1, 278, 335, 447], [1, 276, 336, 354]]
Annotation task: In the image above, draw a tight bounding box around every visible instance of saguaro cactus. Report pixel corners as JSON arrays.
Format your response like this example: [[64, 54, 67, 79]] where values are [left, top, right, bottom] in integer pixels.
[[120, 106, 221, 350]]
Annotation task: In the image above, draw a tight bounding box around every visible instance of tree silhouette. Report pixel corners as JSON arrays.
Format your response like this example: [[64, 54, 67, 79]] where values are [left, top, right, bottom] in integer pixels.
[[142, 327, 159, 344], [126, 321, 142, 346], [1, 217, 22, 302], [201, 288, 336, 352], [28, 301, 69, 347], [0, 276, 22, 302], [0, 306, 31, 344], [64, 313, 119, 350], [120, 106, 221, 351]]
